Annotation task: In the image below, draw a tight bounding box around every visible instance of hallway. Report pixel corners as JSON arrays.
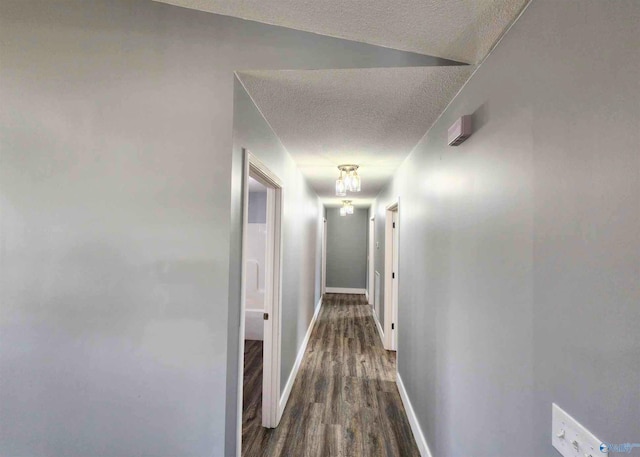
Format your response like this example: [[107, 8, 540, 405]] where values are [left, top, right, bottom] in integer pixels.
[[242, 293, 419, 457]]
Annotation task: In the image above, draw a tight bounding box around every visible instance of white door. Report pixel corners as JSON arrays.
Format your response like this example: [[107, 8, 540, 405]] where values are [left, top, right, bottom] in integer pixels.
[[368, 218, 375, 305], [322, 217, 327, 296], [383, 201, 399, 351], [261, 184, 280, 428], [391, 210, 399, 350]]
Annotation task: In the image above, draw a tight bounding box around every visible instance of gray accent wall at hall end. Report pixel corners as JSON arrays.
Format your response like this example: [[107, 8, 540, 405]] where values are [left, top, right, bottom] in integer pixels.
[[371, 1, 640, 456], [326, 208, 368, 289], [0, 2, 453, 456]]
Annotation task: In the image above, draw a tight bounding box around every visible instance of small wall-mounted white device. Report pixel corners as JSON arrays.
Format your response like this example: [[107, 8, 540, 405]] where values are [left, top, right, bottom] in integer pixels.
[[552, 403, 606, 457], [448, 115, 472, 146]]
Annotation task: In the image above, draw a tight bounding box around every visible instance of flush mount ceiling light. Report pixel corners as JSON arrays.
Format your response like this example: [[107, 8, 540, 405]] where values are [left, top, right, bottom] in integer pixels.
[[339, 200, 354, 216], [335, 164, 361, 196]]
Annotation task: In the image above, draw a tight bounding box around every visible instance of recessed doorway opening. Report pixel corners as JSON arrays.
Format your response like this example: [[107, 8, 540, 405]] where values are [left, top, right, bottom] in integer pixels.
[[368, 216, 375, 306], [238, 150, 283, 456], [384, 200, 399, 351]]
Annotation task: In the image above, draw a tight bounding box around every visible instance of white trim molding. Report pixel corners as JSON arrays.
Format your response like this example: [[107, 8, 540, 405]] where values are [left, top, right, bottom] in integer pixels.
[[384, 199, 399, 351], [321, 218, 327, 296], [278, 296, 323, 421], [397, 373, 433, 457], [325, 287, 366, 294], [368, 216, 375, 306]]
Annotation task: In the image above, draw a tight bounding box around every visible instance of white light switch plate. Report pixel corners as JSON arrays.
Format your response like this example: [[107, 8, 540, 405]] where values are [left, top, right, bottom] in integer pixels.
[[552, 403, 606, 457]]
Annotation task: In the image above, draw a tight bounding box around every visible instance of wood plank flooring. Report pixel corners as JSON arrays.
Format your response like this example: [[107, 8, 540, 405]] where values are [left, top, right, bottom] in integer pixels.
[[242, 293, 420, 457], [243, 339, 265, 452]]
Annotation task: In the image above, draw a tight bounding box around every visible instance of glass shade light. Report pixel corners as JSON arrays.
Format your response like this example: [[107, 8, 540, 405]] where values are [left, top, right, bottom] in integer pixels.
[[344, 173, 352, 191], [336, 165, 361, 196], [335, 171, 346, 197], [350, 171, 361, 192], [340, 200, 354, 216]]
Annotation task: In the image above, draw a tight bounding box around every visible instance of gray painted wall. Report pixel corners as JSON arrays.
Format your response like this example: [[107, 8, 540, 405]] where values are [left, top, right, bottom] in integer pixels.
[[0, 2, 451, 456], [371, 1, 640, 456], [248, 192, 267, 223], [326, 208, 368, 289]]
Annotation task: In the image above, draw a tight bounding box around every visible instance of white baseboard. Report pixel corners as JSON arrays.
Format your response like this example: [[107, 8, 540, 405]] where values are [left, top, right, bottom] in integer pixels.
[[325, 287, 366, 294], [371, 308, 384, 346], [278, 296, 323, 421], [396, 373, 433, 457]]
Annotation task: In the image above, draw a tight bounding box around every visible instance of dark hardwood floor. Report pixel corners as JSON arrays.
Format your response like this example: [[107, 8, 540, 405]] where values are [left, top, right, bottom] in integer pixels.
[[242, 293, 420, 457], [243, 339, 265, 453]]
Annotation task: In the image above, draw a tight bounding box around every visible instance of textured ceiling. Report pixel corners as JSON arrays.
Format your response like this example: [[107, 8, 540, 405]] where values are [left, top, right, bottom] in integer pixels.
[[237, 66, 474, 206], [151, 0, 526, 205], [154, 0, 528, 63]]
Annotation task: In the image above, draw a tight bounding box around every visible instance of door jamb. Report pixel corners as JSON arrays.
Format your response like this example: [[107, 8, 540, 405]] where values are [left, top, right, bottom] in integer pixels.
[[238, 149, 284, 455], [322, 217, 327, 297], [368, 216, 375, 305], [384, 199, 399, 351]]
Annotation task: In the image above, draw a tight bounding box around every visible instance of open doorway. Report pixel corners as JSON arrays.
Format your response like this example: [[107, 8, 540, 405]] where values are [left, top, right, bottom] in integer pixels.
[[384, 200, 399, 351], [239, 150, 283, 455], [322, 216, 327, 297], [368, 216, 375, 306]]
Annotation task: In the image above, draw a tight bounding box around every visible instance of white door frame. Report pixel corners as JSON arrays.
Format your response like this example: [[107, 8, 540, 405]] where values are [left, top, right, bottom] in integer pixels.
[[384, 199, 399, 351], [322, 217, 327, 296], [368, 217, 375, 306], [238, 149, 284, 455]]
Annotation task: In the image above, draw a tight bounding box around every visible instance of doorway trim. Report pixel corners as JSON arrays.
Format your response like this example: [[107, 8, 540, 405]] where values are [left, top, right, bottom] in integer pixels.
[[384, 199, 399, 351], [322, 217, 327, 297], [368, 216, 375, 306], [238, 149, 284, 454]]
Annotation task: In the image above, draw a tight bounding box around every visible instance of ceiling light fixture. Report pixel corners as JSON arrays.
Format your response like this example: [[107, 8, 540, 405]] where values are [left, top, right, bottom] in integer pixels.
[[340, 200, 354, 216], [335, 164, 361, 196]]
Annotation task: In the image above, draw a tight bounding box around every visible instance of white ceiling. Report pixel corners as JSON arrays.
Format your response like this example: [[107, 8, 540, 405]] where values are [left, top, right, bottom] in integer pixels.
[[154, 0, 528, 64], [237, 66, 474, 206]]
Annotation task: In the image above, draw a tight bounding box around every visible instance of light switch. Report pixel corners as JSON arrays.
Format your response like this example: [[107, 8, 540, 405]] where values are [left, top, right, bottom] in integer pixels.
[[552, 403, 606, 457]]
